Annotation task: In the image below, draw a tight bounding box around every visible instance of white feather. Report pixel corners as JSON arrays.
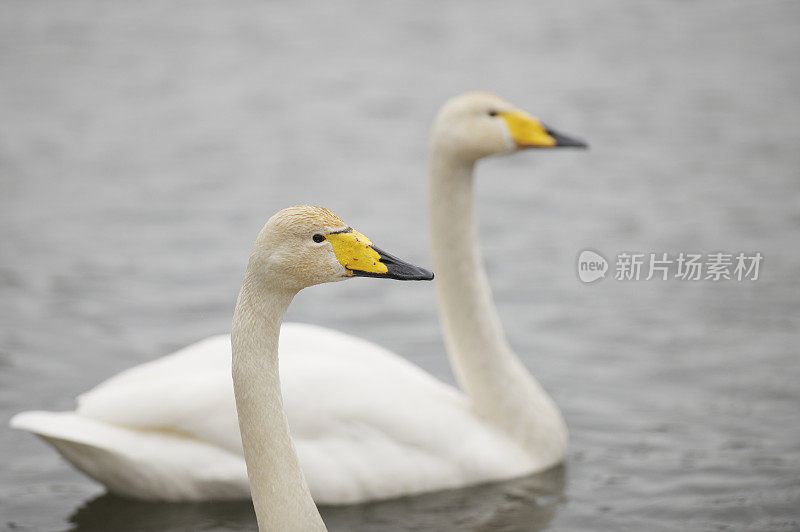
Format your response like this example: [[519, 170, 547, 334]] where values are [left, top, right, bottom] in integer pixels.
[[12, 322, 534, 503], [11, 93, 575, 505]]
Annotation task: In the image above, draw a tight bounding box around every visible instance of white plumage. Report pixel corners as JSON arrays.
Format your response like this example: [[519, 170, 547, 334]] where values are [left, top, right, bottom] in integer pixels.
[[11, 92, 587, 504], [12, 323, 533, 504]]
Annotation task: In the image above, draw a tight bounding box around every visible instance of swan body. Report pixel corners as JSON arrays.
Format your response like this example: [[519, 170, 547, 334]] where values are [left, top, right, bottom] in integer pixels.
[[11, 92, 587, 504], [12, 324, 538, 503]]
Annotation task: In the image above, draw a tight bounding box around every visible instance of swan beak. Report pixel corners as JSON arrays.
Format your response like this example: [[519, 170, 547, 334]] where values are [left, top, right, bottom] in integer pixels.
[[326, 229, 434, 281], [500, 110, 588, 149]]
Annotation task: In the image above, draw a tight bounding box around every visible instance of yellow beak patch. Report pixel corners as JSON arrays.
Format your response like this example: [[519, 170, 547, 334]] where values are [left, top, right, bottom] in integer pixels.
[[500, 110, 556, 148], [325, 229, 389, 276]]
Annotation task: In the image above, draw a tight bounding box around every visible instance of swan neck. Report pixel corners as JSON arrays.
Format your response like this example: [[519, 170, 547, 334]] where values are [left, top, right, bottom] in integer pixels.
[[231, 268, 325, 531], [428, 152, 516, 395], [428, 147, 567, 462]]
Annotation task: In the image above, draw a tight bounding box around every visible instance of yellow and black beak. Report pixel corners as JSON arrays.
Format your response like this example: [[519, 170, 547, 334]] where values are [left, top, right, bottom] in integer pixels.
[[324, 228, 434, 281], [499, 110, 588, 149]]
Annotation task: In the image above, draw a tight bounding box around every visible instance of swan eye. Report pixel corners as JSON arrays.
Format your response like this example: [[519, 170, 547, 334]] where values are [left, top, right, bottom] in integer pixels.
[[488, 110, 498, 117], [312, 233, 325, 243]]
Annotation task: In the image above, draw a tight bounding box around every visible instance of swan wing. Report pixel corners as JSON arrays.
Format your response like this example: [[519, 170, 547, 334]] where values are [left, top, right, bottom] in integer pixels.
[[280, 323, 533, 504], [9, 411, 249, 501], [74, 334, 242, 455]]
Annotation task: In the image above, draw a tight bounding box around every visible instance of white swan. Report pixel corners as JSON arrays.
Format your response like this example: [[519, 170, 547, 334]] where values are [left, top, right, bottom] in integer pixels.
[[10, 92, 587, 504], [230, 205, 433, 530]]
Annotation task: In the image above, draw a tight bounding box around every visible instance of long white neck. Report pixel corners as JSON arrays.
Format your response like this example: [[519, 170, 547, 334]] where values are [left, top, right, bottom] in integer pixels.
[[428, 147, 568, 466], [231, 267, 326, 532]]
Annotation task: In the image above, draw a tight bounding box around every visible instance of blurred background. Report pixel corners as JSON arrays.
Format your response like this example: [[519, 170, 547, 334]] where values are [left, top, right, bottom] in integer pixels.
[[1, 1, 798, 530]]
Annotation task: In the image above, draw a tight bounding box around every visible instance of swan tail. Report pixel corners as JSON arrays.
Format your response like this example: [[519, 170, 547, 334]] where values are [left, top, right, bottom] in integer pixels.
[[9, 410, 249, 501]]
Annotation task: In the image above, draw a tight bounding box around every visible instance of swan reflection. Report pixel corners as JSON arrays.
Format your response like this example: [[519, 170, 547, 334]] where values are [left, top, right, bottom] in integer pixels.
[[67, 466, 565, 532]]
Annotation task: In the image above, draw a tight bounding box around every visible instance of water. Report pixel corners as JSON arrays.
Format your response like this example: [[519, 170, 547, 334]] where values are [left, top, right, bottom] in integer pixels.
[[1, 1, 799, 530]]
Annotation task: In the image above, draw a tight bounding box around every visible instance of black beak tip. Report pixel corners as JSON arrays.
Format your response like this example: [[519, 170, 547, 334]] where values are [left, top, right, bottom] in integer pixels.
[[387, 264, 434, 281], [414, 267, 435, 281], [364, 245, 435, 281], [544, 126, 589, 149], [567, 138, 589, 149], [349, 264, 434, 281]]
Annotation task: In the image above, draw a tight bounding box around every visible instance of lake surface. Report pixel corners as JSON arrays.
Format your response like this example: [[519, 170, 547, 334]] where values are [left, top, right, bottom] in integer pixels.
[[1, 1, 799, 530]]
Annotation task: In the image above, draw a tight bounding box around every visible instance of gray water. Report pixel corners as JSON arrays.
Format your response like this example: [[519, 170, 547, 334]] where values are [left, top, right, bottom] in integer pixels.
[[1, 1, 799, 530]]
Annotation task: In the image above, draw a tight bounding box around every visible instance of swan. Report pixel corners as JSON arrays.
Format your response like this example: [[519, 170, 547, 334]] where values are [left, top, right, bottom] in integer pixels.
[[10, 92, 587, 504], [230, 205, 432, 530]]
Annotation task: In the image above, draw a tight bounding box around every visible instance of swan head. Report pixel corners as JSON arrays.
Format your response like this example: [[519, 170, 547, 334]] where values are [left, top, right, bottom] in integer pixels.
[[249, 205, 433, 291], [430, 92, 588, 163]]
